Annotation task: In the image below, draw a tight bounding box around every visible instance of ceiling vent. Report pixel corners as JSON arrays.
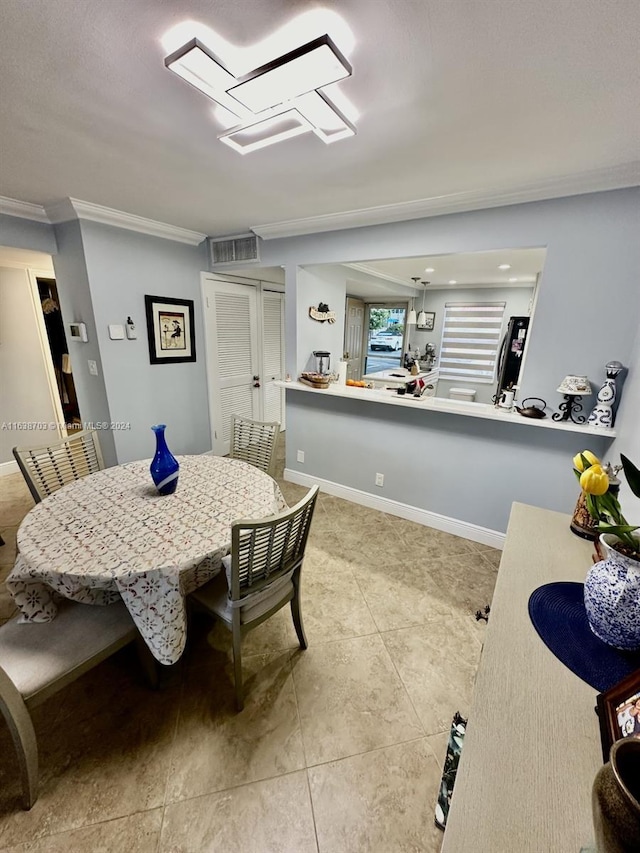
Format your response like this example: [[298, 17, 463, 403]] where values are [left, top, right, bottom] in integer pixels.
[[209, 234, 261, 266]]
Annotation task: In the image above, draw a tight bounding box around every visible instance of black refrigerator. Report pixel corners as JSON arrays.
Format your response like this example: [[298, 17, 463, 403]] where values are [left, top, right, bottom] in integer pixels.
[[496, 316, 530, 391]]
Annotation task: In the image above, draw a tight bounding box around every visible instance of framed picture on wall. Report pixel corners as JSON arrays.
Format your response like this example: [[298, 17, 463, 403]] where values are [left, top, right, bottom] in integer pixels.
[[144, 295, 196, 364], [417, 312, 436, 331]]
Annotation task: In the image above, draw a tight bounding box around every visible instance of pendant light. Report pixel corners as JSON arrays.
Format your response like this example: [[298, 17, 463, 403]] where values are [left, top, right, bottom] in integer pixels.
[[417, 280, 429, 327], [407, 277, 419, 325]]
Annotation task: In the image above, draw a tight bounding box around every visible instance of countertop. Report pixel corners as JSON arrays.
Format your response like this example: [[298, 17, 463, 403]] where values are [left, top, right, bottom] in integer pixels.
[[277, 380, 616, 437], [362, 367, 439, 383], [441, 503, 602, 851]]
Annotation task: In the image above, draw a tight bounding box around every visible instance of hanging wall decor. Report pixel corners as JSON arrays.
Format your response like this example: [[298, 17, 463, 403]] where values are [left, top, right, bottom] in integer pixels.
[[145, 295, 196, 364], [309, 302, 336, 323]]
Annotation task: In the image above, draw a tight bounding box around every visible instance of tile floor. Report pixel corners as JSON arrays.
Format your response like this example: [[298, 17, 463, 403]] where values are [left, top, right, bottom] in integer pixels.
[[0, 441, 499, 851]]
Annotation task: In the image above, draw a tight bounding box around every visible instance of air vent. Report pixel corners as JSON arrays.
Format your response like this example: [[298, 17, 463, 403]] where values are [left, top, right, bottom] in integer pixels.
[[209, 234, 260, 266]]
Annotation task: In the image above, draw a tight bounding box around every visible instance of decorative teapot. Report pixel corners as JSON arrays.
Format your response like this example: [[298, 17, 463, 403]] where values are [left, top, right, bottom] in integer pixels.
[[515, 397, 548, 419]]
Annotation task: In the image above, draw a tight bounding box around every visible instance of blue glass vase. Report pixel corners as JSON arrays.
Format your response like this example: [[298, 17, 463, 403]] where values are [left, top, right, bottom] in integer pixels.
[[150, 424, 179, 495]]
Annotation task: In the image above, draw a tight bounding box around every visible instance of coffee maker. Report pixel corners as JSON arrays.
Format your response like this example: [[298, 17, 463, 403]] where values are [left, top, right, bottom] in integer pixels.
[[313, 351, 331, 375]]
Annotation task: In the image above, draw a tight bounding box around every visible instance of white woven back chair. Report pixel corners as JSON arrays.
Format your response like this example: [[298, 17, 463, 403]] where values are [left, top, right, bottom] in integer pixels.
[[190, 485, 319, 710], [229, 415, 280, 477], [13, 430, 104, 503]]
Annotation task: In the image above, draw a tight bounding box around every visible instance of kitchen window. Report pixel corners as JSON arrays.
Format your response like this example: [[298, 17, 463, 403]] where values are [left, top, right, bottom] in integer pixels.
[[439, 301, 506, 382]]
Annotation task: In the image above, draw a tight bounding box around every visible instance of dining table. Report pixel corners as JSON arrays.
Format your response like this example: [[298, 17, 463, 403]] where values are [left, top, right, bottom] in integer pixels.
[[6, 455, 287, 665]]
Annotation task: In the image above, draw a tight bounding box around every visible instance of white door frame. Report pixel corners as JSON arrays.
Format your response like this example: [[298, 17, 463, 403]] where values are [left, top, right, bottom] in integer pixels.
[[27, 268, 66, 439]]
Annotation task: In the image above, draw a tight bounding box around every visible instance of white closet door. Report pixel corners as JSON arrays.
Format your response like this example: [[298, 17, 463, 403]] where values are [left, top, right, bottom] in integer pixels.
[[203, 278, 260, 456], [261, 290, 285, 429]]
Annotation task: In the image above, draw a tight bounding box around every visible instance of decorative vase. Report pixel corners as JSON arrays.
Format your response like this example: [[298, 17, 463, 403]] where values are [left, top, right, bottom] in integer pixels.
[[150, 424, 179, 495], [592, 737, 640, 852], [570, 491, 599, 541], [588, 360, 625, 429], [584, 534, 640, 651]]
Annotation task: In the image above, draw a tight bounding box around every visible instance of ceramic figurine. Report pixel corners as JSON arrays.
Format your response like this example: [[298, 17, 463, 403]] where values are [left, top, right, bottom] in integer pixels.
[[588, 361, 625, 429]]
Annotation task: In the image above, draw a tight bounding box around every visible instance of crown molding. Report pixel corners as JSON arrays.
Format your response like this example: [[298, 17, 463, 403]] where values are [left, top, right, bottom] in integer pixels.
[[344, 262, 413, 288], [2, 194, 207, 245], [45, 198, 207, 245], [251, 162, 640, 240], [0, 196, 49, 223]]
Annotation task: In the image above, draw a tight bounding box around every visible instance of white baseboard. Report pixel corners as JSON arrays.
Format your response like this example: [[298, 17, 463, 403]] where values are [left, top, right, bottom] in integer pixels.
[[0, 460, 19, 477], [284, 468, 505, 550]]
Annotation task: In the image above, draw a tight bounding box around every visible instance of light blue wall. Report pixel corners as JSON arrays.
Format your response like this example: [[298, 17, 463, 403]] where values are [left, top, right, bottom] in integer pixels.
[[52, 220, 117, 464], [297, 266, 347, 375], [0, 213, 210, 467], [262, 188, 640, 533], [0, 213, 57, 255], [77, 221, 210, 463]]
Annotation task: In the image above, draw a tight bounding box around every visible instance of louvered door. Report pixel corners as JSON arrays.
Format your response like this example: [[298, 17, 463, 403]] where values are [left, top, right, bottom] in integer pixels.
[[203, 279, 260, 456], [261, 291, 285, 428]]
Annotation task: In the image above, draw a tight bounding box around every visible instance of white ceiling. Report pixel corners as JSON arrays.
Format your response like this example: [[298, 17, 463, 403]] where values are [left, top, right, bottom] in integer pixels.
[[350, 247, 546, 288], [0, 1, 638, 238]]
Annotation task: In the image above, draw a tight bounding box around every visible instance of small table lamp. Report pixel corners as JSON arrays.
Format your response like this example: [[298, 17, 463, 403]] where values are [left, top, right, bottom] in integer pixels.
[[553, 375, 592, 424]]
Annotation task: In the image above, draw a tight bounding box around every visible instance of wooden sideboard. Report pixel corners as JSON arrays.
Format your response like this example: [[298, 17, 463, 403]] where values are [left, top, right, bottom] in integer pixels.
[[441, 502, 603, 852]]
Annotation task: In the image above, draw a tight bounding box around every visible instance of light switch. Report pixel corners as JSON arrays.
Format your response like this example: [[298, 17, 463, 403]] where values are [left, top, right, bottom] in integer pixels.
[[88, 360, 98, 376], [109, 324, 125, 340]]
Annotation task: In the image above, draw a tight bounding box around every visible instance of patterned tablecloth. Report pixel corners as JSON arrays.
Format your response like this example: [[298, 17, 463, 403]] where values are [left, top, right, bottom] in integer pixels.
[[7, 456, 286, 665]]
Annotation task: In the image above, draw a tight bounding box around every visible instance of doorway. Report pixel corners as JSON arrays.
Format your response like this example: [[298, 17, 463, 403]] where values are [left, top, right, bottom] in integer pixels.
[[364, 303, 408, 374], [36, 278, 82, 429]]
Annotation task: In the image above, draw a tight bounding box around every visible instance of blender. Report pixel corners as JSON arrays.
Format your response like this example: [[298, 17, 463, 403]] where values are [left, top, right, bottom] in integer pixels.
[[313, 351, 331, 375]]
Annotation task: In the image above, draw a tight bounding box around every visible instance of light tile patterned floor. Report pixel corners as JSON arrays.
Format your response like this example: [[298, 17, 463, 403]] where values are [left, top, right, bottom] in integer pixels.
[[0, 440, 499, 851]]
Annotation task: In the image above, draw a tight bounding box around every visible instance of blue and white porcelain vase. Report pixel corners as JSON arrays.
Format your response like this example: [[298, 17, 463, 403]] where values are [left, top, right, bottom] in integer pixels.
[[150, 424, 179, 495], [584, 534, 640, 651]]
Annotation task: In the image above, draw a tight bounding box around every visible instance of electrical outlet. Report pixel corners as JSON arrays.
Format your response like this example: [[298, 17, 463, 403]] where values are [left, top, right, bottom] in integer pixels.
[[88, 359, 98, 376], [297, 450, 305, 463], [375, 472, 384, 487]]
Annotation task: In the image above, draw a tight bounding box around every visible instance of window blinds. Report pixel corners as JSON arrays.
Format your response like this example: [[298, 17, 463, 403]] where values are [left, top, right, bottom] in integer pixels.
[[439, 301, 506, 383]]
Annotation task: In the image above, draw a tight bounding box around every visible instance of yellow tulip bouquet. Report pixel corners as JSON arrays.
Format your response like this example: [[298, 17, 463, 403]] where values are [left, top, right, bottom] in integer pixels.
[[573, 451, 640, 560]]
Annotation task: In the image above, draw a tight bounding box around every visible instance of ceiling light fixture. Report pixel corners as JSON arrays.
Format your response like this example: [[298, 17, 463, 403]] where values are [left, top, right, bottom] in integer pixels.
[[164, 38, 249, 119], [509, 277, 518, 282], [226, 35, 351, 113], [293, 90, 356, 143], [498, 264, 511, 270], [407, 277, 420, 324], [417, 281, 429, 326], [448, 280, 457, 285], [425, 267, 435, 273], [219, 109, 313, 154], [164, 32, 356, 153]]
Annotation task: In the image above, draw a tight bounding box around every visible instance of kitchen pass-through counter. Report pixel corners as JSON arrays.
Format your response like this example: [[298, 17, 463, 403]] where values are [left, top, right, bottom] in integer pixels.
[[277, 380, 616, 438]]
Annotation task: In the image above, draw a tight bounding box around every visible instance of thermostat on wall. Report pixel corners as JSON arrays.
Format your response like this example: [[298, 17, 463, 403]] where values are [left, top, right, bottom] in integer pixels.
[[69, 322, 88, 342]]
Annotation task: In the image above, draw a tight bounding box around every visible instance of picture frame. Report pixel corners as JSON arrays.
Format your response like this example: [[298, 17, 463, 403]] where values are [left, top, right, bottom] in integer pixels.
[[596, 668, 640, 761], [417, 311, 436, 331], [144, 295, 196, 364]]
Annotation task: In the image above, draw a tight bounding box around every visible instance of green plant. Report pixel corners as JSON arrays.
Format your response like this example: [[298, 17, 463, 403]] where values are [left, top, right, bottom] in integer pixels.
[[573, 451, 640, 558]]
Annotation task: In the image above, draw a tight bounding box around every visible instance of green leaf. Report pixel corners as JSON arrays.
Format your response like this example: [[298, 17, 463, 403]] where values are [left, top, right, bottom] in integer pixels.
[[585, 493, 601, 520], [621, 454, 640, 499], [580, 453, 593, 471], [598, 523, 639, 535], [599, 491, 624, 523]]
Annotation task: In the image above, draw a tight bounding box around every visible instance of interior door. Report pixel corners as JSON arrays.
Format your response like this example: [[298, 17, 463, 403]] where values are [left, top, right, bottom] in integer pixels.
[[344, 297, 365, 380], [203, 277, 260, 456], [261, 290, 285, 429]]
